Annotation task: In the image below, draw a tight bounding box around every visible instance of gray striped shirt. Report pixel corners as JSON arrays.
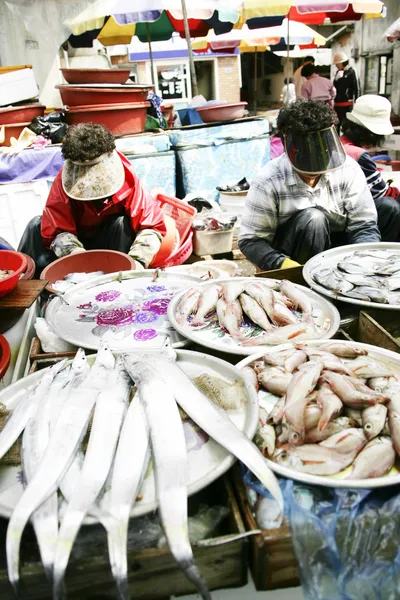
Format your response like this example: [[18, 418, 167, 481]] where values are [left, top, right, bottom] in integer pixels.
[[239, 153, 380, 269]]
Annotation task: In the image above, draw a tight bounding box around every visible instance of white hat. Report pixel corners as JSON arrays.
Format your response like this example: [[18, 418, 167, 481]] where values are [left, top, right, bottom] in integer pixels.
[[346, 94, 394, 136], [333, 51, 348, 64], [62, 150, 124, 201]]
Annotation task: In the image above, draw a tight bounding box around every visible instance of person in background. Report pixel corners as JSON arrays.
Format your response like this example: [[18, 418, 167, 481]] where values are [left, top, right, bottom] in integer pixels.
[[238, 99, 380, 272], [280, 77, 296, 105], [300, 64, 336, 107], [341, 94, 400, 241], [333, 51, 360, 132], [18, 123, 167, 274], [293, 55, 315, 98]]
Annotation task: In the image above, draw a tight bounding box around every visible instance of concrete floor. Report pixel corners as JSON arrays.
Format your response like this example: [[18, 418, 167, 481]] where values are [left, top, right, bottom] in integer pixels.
[[177, 581, 303, 599]]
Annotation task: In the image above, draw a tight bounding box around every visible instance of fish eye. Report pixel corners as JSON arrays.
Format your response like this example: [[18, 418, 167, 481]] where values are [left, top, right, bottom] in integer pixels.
[[365, 423, 372, 431], [291, 432, 299, 442], [280, 451, 288, 460]]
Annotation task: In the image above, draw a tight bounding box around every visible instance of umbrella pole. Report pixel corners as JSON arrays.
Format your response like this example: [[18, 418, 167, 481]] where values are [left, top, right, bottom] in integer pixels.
[[146, 23, 156, 86], [253, 47, 258, 115], [180, 0, 199, 97], [286, 19, 290, 104]]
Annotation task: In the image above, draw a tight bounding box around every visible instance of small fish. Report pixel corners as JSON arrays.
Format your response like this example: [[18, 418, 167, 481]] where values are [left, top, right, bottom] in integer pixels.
[[316, 383, 343, 431], [284, 362, 322, 444], [305, 416, 356, 443], [270, 300, 299, 326], [274, 443, 356, 476], [284, 350, 307, 373], [240, 323, 317, 347], [241, 367, 259, 392], [262, 348, 295, 368], [337, 261, 375, 275], [353, 287, 390, 304], [254, 424, 276, 456], [388, 393, 400, 455], [176, 288, 202, 325], [279, 280, 313, 319], [341, 274, 383, 288], [368, 377, 390, 393], [313, 268, 354, 294], [193, 373, 247, 411], [268, 397, 286, 425], [239, 293, 273, 331], [245, 282, 275, 318], [191, 284, 221, 326], [343, 407, 363, 427], [304, 404, 322, 431], [373, 261, 400, 276], [297, 348, 353, 375], [345, 290, 372, 301], [320, 428, 367, 454], [347, 437, 395, 479], [257, 367, 292, 396], [387, 277, 400, 292], [362, 404, 387, 440], [298, 342, 368, 359], [216, 297, 244, 341], [222, 280, 246, 302], [349, 356, 393, 378], [322, 371, 389, 409]]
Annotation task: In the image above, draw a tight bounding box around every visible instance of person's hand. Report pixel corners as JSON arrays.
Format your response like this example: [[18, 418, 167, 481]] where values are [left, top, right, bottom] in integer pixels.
[[132, 259, 145, 271], [70, 247, 86, 255], [280, 257, 301, 269]]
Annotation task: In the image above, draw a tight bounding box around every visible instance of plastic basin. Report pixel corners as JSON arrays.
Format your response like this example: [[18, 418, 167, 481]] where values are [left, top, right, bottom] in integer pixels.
[[149, 215, 179, 268], [0, 335, 11, 380], [65, 102, 150, 136], [40, 249, 137, 294], [60, 68, 132, 85], [0, 103, 45, 125], [0, 122, 30, 146], [196, 102, 248, 123], [56, 84, 153, 106], [0, 251, 28, 298]]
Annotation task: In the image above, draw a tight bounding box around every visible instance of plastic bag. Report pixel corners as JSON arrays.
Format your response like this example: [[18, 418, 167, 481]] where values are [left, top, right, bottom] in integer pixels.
[[242, 465, 400, 600], [157, 504, 230, 548], [29, 112, 67, 144]]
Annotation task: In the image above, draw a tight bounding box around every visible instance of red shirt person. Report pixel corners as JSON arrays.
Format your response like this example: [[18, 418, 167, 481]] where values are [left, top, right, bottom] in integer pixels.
[[18, 124, 167, 274]]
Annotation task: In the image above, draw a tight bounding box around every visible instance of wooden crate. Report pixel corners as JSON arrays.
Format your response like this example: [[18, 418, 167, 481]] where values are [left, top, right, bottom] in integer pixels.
[[0, 474, 248, 599], [232, 467, 299, 591]]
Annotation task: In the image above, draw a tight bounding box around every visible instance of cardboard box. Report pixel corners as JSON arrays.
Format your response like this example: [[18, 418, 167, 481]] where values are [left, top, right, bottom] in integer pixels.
[[0, 68, 38, 107]]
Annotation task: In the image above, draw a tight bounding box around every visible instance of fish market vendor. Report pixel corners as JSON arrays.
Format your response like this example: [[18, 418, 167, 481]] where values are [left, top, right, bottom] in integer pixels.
[[238, 99, 380, 271], [341, 94, 400, 241], [18, 123, 167, 274]]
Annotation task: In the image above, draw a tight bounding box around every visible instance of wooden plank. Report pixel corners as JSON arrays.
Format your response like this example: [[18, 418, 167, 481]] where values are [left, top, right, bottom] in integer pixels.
[[0, 281, 47, 310], [357, 311, 400, 354], [255, 266, 306, 286]]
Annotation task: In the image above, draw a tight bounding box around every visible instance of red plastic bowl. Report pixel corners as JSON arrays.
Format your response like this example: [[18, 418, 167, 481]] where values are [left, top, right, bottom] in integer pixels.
[[0, 251, 28, 298], [65, 102, 150, 136], [0, 103, 45, 125], [196, 102, 248, 123], [40, 249, 137, 294], [60, 68, 132, 85], [0, 335, 11, 380], [0, 122, 30, 147], [56, 84, 153, 106]]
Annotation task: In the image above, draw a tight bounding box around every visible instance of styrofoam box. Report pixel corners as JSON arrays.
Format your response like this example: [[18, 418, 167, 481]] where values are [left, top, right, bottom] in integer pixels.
[[193, 228, 234, 256], [0, 68, 39, 107]]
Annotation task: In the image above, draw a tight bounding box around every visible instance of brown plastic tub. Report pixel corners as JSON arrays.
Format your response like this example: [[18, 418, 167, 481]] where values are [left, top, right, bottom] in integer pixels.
[[65, 102, 150, 135], [196, 102, 248, 123], [56, 84, 153, 106], [60, 68, 132, 85], [0, 103, 45, 125], [0, 122, 30, 146]]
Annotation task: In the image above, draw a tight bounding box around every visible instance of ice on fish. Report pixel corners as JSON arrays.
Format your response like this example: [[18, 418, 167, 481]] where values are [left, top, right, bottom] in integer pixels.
[[52, 271, 104, 293]]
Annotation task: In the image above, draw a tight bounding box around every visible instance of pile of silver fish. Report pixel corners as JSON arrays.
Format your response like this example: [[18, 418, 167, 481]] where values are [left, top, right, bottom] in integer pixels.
[[244, 342, 400, 480], [176, 279, 321, 346], [311, 249, 400, 304], [1, 342, 282, 600]]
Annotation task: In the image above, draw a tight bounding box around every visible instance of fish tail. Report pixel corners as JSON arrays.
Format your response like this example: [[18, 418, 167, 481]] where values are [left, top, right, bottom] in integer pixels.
[[6, 513, 27, 589], [52, 573, 66, 600], [108, 526, 129, 600], [182, 559, 212, 600]]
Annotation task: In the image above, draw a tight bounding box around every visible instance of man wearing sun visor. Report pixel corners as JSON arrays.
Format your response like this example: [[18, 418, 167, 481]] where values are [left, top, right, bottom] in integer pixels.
[[238, 99, 380, 272], [18, 123, 167, 274]]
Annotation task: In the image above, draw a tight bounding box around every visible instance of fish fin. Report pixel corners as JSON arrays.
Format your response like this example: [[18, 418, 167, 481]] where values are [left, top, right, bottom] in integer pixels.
[[288, 327, 307, 340], [303, 459, 325, 465], [317, 418, 328, 432]]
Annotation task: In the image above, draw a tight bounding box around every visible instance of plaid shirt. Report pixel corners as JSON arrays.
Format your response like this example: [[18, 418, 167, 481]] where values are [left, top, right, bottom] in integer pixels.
[[239, 153, 380, 270]]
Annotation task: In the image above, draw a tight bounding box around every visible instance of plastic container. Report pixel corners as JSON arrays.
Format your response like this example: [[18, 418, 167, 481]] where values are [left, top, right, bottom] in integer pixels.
[[0, 122, 30, 147], [163, 230, 193, 268], [40, 249, 136, 294], [196, 102, 247, 123], [149, 215, 179, 268], [56, 84, 153, 106], [60, 68, 132, 85], [0, 334, 11, 383], [155, 194, 197, 244], [65, 102, 150, 136], [0, 251, 27, 297], [0, 103, 45, 125], [0, 68, 39, 107], [193, 228, 234, 256]]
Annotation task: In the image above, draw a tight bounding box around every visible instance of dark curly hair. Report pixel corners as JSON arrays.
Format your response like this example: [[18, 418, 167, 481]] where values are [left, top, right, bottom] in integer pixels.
[[277, 99, 338, 138], [341, 119, 385, 148], [62, 123, 115, 162], [301, 63, 316, 78]]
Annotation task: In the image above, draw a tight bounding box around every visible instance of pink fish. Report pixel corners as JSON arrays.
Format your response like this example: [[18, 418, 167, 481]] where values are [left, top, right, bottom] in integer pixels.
[[320, 428, 367, 454], [283, 362, 322, 444], [274, 443, 356, 476], [316, 383, 343, 431], [347, 437, 395, 479]]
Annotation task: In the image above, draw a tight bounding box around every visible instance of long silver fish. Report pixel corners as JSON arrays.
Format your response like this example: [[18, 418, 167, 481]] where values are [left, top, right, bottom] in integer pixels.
[[347, 437, 395, 479], [239, 293, 273, 331], [151, 354, 283, 511], [6, 342, 115, 590], [123, 355, 211, 600], [362, 404, 387, 440], [53, 357, 130, 599], [0, 359, 67, 461]]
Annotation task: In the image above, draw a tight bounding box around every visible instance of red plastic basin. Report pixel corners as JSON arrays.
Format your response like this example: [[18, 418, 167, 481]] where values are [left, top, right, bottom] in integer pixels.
[[0, 251, 28, 298], [0, 335, 11, 380], [60, 68, 132, 85], [65, 102, 150, 136], [196, 102, 248, 123], [40, 249, 137, 294], [0, 122, 30, 147], [56, 84, 153, 106], [0, 103, 45, 125]]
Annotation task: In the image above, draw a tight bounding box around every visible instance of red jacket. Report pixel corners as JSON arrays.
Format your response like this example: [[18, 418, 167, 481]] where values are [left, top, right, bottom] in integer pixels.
[[41, 152, 166, 249]]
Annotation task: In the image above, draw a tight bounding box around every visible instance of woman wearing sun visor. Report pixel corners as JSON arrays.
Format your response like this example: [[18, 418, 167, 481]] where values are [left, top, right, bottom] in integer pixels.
[[238, 99, 380, 272]]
